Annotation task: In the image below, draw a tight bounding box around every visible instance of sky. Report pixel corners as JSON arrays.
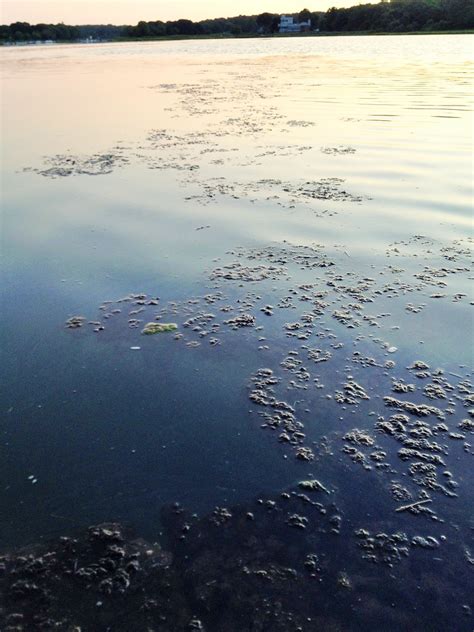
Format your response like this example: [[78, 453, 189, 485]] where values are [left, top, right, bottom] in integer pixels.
[[0, 0, 351, 25]]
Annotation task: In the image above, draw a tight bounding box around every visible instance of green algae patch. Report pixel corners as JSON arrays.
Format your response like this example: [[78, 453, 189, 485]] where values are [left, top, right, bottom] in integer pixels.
[[141, 322, 178, 335]]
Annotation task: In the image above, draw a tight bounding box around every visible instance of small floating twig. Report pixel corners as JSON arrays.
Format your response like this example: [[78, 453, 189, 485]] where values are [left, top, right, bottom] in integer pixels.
[[50, 512, 77, 523], [395, 499, 432, 513]]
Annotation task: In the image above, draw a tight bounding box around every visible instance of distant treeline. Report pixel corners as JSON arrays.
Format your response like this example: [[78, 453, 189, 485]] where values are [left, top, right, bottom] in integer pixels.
[[1, 0, 473, 43]]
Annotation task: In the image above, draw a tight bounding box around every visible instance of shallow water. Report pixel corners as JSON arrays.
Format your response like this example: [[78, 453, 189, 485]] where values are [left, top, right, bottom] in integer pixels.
[[1, 35, 473, 630]]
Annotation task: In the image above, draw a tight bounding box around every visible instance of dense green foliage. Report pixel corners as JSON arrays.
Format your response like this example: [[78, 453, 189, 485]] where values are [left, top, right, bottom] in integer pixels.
[[319, 0, 474, 32], [1, 0, 473, 43], [0, 21, 80, 41]]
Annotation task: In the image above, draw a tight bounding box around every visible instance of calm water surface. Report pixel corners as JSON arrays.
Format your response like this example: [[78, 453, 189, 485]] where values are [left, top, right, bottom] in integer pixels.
[[1, 34, 473, 630]]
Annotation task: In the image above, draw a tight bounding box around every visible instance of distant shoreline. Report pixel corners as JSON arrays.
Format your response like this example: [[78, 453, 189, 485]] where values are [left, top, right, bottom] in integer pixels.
[[119, 29, 474, 41], [2, 29, 473, 46]]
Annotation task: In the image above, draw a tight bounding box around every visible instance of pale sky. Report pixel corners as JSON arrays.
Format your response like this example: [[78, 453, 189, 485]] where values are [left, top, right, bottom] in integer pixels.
[[1, 0, 351, 25]]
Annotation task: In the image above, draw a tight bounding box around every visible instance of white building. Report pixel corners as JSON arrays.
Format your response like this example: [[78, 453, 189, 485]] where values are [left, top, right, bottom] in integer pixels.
[[279, 15, 311, 33]]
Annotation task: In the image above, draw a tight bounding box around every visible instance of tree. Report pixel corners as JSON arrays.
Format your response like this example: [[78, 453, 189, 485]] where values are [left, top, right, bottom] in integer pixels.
[[256, 12, 276, 33], [0, 1, 472, 44], [177, 19, 202, 35], [135, 21, 150, 37], [299, 8, 312, 22], [441, 0, 474, 28], [147, 21, 166, 36]]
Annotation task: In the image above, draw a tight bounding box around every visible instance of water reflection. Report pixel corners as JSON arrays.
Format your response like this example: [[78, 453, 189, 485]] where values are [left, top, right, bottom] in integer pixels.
[[0, 33, 473, 630]]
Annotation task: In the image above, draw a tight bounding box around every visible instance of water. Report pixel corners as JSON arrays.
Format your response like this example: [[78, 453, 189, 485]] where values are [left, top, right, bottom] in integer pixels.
[[1, 35, 473, 630]]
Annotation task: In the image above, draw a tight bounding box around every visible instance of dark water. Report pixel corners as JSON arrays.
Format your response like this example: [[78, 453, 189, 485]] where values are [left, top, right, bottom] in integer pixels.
[[1, 35, 473, 630]]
